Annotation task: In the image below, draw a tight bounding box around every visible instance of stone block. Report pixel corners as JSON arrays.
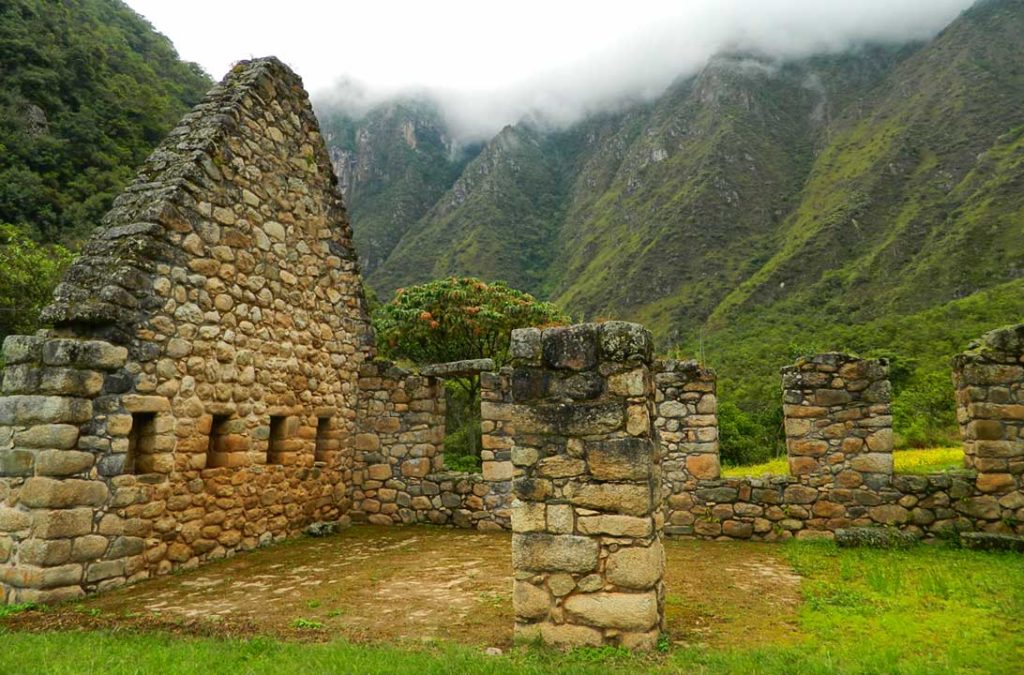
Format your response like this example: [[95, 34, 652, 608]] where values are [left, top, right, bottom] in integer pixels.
[[0, 396, 92, 425], [513, 580, 550, 620], [563, 591, 659, 631], [608, 369, 647, 397], [0, 449, 35, 477], [535, 456, 585, 478], [19, 538, 72, 567], [20, 478, 109, 509], [512, 501, 547, 533], [13, 424, 80, 450], [510, 328, 543, 365], [605, 540, 664, 590], [849, 453, 894, 474], [538, 622, 603, 648], [482, 460, 513, 481], [35, 450, 95, 476], [120, 395, 171, 413], [546, 504, 574, 534], [367, 463, 392, 480], [542, 325, 598, 371], [685, 453, 720, 480], [32, 508, 95, 539], [512, 533, 599, 573], [577, 514, 653, 537], [567, 482, 652, 516], [3, 335, 43, 364], [598, 321, 653, 363], [400, 458, 430, 478], [586, 438, 653, 481]]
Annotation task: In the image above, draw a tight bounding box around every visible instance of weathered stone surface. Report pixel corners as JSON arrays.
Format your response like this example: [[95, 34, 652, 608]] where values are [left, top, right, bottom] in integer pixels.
[[586, 438, 653, 481], [420, 359, 495, 378], [835, 527, 918, 549], [566, 482, 652, 516], [577, 514, 652, 537], [513, 580, 550, 620], [563, 591, 659, 631], [511, 533, 599, 573], [605, 540, 665, 590]]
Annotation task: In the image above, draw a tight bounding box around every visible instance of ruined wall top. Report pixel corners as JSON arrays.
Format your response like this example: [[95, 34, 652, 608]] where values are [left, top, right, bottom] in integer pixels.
[[955, 323, 1024, 366], [41, 57, 369, 349]]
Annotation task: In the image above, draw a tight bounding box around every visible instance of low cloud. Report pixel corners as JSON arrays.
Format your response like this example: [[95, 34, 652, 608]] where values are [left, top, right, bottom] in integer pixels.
[[315, 0, 974, 140]]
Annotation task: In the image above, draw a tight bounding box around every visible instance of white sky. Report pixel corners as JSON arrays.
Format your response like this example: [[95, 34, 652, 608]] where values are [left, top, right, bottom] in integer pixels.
[[125, 0, 976, 137]]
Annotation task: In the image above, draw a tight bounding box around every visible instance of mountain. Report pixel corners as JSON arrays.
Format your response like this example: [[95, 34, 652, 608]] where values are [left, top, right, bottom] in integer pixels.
[[323, 0, 1024, 452], [0, 0, 211, 243], [318, 98, 478, 276]]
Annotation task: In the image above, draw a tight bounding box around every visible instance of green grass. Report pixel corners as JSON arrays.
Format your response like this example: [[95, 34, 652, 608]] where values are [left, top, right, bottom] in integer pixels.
[[722, 446, 964, 477], [1, 541, 1021, 673]]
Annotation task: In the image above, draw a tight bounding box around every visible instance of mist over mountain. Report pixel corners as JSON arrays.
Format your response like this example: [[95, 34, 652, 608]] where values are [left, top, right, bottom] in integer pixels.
[[321, 0, 1024, 443]]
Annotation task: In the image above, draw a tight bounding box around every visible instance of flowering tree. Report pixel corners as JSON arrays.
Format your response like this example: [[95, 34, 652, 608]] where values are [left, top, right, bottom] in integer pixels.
[[372, 276, 567, 369], [372, 277, 567, 465]]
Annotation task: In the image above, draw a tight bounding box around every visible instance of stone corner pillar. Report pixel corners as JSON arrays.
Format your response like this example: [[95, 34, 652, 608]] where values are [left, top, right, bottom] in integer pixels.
[[952, 324, 1024, 497], [781, 353, 893, 489], [509, 321, 665, 651]]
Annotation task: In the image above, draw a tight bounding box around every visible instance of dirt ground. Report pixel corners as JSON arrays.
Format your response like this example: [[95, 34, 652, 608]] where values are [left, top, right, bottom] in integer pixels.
[[1, 527, 803, 648]]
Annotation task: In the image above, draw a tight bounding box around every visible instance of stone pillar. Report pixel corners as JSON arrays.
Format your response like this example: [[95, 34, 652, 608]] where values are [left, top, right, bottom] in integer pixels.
[[653, 360, 718, 535], [508, 322, 665, 650], [782, 354, 892, 489], [953, 324, 1024, 496], [0, 335, 130, 604]]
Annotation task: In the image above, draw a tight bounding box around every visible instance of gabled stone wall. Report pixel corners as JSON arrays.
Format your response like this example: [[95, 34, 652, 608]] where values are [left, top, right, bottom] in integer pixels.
[[1, 57, 374, 603]]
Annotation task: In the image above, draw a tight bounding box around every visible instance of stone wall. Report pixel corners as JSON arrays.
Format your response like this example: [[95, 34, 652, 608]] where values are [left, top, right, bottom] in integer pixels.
[[508, 323, 665, 650], [350, 360, 511, 530], [654, 360, 719, 536], [0, 57, 373, 603], [953, 324, 1024, 498], [782, 354, 893, 487], [666, 343, 1024, 541]]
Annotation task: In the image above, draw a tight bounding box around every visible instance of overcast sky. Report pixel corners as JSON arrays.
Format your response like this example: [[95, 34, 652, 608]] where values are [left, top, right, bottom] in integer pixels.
[[125, 0, 976, 138]]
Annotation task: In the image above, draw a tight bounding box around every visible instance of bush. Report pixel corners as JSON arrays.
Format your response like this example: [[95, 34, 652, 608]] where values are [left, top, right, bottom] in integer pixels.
[[0, 223, 73, 343]]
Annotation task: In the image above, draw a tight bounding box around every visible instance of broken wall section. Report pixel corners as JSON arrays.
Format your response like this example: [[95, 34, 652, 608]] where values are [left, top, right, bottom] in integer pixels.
[[351, 361, 512, 530]]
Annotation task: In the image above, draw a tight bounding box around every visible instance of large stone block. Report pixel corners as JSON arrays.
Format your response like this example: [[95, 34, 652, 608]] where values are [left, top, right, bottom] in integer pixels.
[[542, 325, 598, 371], [598, 322, 653, 363], [577, 514, 653, 537], [605, 540, 664, 590], [31, 508, 95, 539], [511, 533, 599, 573], [513, 580, 550, 620], [566, 482, 652, 516], [20, 478, 109, 509], [0, 396, 92, 426], [586, 437, 653, 481], [13, 424, 80, 450], [563, 591, 659, 631]]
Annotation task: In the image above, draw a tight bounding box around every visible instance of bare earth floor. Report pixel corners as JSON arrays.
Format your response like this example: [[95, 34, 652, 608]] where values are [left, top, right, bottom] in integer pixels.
[[1, 526, 802, 649]]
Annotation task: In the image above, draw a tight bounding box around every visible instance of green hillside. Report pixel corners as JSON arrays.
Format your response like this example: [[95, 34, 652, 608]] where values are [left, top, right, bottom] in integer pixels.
[[338, 0, 1024, 459], [0, 0, 211, 244]]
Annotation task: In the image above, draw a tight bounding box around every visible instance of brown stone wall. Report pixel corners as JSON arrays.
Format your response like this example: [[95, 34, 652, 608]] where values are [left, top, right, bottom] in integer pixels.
[[0, 57, 373, 603], [508, 323, 665, 650], [351, 361, 511, 530], [671, 343, 1024, 541], [654, 360, 719, 536], [782, 354, 893, 488], [953, 324, 1024, 499]]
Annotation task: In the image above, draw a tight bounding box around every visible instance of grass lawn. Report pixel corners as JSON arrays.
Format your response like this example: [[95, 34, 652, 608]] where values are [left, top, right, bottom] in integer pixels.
[[722, 447, 965, 478], [1, 538, 1021, 674]]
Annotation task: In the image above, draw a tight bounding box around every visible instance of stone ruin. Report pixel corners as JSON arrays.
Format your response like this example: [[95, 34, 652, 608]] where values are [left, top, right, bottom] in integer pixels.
[[1, 57, 1023, 650]]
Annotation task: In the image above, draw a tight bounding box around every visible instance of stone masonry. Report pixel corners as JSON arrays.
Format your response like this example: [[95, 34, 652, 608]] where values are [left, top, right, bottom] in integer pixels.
[[654, 360, 719, 535], [507, 323, 665, 650], [0, 49, 1022, 646], [349, 360, 511, 530], [953, 324, 1024, 499], [0, 58, 374, 603], [781, 354, 893, 488]]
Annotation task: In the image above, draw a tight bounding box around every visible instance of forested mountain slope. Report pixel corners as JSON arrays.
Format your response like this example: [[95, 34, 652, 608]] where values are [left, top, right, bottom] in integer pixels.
[[0, 0, 211, 243]]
